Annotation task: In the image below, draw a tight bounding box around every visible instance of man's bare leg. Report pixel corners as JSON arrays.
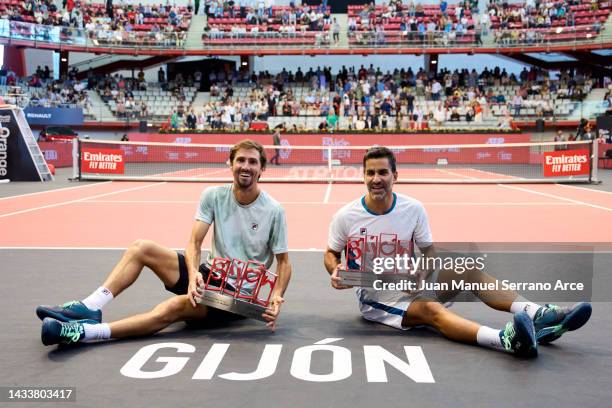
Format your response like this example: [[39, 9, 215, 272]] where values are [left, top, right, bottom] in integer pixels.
[[402, 300, 480, 344], [402, 298, 538, 357], [102, 239, 182, 296], [109, 295, 208, 338], [36, 239, 184, 323], [434, 267, 520, 312], [41, 296, 213, 345]]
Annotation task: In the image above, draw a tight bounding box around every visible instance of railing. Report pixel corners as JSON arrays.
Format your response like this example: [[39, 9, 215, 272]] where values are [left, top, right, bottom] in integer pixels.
[[2, 19, 611, 51], [201, 30, 335, 47], [0, 20, 185, 49], [346, 26, 610, 48]]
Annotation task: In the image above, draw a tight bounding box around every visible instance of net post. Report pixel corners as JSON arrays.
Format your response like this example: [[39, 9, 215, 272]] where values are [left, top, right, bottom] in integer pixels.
[[77, 138, 82, 181], [591, 138, 599, 183], [71, 138, 79, 180], [327, 146, 332, 173]]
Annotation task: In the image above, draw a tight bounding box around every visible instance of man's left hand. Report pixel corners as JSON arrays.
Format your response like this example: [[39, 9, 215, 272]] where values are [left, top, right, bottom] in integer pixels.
[[262, 295, 285, 332]]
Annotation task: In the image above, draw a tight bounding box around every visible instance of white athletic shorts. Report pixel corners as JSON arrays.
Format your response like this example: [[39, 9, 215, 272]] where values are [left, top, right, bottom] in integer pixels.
[[356, 269, 453, 330]]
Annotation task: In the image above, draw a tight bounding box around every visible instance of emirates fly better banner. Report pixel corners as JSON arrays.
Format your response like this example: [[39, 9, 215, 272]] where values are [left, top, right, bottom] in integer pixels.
[[543, 149, 590, 177], [81, 148, 125, 174]]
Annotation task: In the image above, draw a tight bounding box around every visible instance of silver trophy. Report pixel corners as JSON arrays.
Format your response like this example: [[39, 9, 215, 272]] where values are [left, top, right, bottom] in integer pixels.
[[197, 257, 277, 322]]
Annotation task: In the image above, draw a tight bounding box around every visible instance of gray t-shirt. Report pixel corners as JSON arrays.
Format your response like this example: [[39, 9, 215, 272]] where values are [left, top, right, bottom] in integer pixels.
[[196, 185, 288, 273]]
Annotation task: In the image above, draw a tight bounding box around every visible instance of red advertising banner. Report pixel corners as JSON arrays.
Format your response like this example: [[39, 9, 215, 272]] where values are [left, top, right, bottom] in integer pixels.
[[38, 142, 73, 168], [127, 132, 530, 147], [81, 148, 125, 174], [543, 149, 590, 177], [124, 133, 531, 165]]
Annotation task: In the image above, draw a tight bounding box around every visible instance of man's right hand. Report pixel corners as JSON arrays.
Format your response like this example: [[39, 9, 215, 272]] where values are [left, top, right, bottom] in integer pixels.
[[330, 264, 353, 290], [188, 272, 204, 307]]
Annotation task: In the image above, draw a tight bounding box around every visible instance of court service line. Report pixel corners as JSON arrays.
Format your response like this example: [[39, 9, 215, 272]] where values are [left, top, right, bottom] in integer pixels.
[[323, 182, 332, 204], [498, 184, 612, 212], [0, 246, 326, 252], [78, 199, 579, 206], [0, 181, 113, 201], [0, 182, 165, 219], [555, 183, 612, 195], [435, 168, 478, 180]]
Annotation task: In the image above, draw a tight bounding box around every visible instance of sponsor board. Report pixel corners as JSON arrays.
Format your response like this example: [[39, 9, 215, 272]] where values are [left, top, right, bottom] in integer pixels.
[[38, 142, 72, 167], [543, 149, 590, 177], [24, 107, 83, 126], [81, 148, 125, 174]]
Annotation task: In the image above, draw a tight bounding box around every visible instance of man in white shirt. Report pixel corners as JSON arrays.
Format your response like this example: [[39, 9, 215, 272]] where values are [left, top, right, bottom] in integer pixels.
[[324, 147, 592, 358]]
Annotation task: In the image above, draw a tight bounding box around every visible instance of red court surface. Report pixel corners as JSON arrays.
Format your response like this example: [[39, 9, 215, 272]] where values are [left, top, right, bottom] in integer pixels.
[[1, 181, 611, 248]]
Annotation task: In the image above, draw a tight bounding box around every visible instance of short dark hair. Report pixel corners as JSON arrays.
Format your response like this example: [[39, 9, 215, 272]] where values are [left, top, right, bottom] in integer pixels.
[[229, 139, 267, 170], [363, 146, 397, 173]]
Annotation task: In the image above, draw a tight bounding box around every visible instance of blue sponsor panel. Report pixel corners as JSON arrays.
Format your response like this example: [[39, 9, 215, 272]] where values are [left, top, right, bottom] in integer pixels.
[[24, 107, 84, 125]]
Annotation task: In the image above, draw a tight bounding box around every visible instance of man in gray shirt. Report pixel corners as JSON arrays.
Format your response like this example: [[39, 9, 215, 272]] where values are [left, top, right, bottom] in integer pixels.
[[37, 140, 292, 345]]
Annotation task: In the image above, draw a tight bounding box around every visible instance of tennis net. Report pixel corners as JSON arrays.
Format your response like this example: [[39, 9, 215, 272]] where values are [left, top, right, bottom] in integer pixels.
[[74, 139, 599, 184]]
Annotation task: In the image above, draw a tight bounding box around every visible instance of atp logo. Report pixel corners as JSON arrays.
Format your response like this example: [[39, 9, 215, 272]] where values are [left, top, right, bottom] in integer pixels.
[[280, 139, 291, 160]]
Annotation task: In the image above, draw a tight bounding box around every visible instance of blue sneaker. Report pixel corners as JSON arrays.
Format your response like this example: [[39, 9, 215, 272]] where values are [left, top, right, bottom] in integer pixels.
[[41, 318, 97, 346], [500, 312, 538, 358], [534, 302, 592, 344], [36, 301, 101, 323]]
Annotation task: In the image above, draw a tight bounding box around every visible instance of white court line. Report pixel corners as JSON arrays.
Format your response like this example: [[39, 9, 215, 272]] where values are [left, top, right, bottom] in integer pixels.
[[79, 199, 578, 206], [323, 182, 332, 204], [468, 168, 522, 180], [435, 168, 478, 180], [0, 182, 165, 219], [0, 246, 326, 252], [83, 200, 199, 204], [555, 183, 612, 196], [0, 180, 113, 201], [499, 184, 612, 212]]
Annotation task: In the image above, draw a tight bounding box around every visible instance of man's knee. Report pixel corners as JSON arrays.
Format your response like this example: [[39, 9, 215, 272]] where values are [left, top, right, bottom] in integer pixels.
[[153, 296, 191, 325], [127, 239, 166, 263], [404, 299, 445, 326]]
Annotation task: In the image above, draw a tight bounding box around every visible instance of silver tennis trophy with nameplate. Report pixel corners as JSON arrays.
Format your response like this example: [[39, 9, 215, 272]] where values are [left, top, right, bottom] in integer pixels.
[[337, 231, 422, 291], [197, 257, 277, 322]]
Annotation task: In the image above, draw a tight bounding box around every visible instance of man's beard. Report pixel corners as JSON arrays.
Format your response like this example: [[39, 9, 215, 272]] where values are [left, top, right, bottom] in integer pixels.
[[235, 171, 256, 188]]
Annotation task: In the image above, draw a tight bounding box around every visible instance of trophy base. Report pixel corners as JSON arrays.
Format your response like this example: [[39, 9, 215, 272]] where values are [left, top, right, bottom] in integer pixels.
[[338, 269, 421, 289], [198, 291, 268, 322]]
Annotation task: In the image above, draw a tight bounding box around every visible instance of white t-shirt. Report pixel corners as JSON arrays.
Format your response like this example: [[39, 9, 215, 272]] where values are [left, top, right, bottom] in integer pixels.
[[328, 193, 432, 304]]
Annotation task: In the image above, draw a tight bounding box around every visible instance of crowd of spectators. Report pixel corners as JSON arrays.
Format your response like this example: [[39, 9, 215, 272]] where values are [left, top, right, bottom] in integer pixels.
[[2, 0, 191, 46], [165, 64, 598, 131], [0, 65, 91, 110], [2, 0, 610, 48], [488, 0, 609, 44], [348, 0, 482, 46], [92, 68, 196, 119], [202, 2, 337, 44]]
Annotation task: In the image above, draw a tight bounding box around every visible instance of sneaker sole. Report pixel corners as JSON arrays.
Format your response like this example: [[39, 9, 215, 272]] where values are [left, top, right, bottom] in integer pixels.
[[35, 305, 101, 323], [514, 312, 538, 358], [41, 317, 61, 346], [537, 303, 592, 344]]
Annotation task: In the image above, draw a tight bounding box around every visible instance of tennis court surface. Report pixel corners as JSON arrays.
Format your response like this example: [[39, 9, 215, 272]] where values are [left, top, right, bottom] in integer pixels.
[[1, 173, 612, 407]]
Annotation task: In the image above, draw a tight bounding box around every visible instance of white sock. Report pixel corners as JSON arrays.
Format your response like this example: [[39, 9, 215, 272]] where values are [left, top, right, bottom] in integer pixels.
[[509, 296, 541, 319], [82, 323, 111, 342], [476, 325, 505, 352], [82, 287, 114, 311]]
